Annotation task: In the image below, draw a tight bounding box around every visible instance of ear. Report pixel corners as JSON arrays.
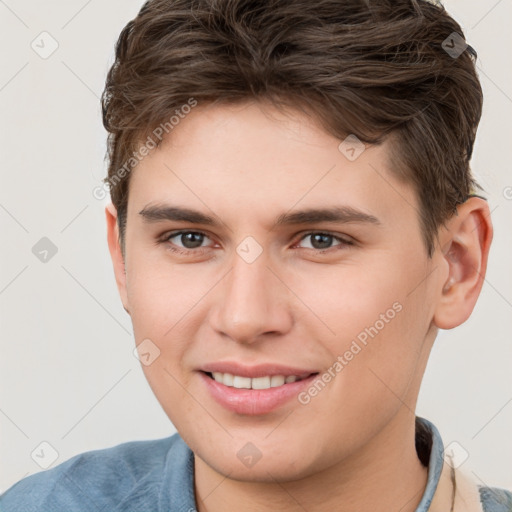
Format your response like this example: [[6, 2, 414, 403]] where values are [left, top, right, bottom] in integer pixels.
[[433, 196, 493, 329], [105, 203, 130, 315]]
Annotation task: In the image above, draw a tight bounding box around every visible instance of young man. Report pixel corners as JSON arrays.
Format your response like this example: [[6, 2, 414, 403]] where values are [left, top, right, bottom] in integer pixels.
[[1, 0, 510, 511]]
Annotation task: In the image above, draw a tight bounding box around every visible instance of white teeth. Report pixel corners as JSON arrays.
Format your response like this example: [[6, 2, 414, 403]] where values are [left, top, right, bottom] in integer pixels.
[[210, 372, 304, 390], [223, 373, 234, 386], [270, 375, 285, 387], [232, 376, 252, 389], [251, 376, 271, 389]]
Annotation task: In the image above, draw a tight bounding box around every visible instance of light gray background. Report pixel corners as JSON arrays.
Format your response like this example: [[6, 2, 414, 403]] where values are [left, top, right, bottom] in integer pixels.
[[0, 0, 511, 493]]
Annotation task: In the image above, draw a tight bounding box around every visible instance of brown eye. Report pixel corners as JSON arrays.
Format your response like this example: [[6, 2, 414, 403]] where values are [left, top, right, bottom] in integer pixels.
[[297, 232, 351, 251], [308, 233, 335, 249], [166, 231, 212, 250]]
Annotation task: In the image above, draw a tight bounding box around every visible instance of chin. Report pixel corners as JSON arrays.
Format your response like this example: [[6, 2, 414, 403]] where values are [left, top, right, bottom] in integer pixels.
[[193, 437, 323, 483], [207, 456, 317, 483]]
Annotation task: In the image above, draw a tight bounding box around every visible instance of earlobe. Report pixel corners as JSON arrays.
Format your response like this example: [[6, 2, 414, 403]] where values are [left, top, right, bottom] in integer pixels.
[[105, 203, 131, 315], [433, 197, 493, 330]]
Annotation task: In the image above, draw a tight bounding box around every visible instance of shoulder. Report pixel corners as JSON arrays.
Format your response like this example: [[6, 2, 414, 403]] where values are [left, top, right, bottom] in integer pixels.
[[450, 466, 512, 512], [417, 417, 511, 512], [479, 486, 512, 512], [0, 434, 186, 512]]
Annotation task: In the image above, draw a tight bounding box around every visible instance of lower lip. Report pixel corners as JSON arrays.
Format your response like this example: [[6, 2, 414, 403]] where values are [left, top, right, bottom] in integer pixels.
[[199, 372, 319, 415]]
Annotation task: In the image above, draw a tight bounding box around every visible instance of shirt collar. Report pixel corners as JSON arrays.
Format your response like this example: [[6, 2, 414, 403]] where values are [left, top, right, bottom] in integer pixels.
[[414, 416, 446, 511]]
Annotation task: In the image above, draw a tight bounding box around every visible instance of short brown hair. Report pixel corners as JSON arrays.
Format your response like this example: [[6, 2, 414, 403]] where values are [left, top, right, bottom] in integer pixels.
[[101, 0, 483, 257]]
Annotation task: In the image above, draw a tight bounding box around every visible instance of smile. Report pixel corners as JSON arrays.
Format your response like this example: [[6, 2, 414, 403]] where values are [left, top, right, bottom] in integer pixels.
[[207, 372, 312, 390], [199, 369, 320, 415]]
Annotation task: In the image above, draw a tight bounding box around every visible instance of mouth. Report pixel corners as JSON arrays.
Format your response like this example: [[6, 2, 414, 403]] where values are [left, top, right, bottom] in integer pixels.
[[199, 368, 320, 415], [203, 371, 317, 390]]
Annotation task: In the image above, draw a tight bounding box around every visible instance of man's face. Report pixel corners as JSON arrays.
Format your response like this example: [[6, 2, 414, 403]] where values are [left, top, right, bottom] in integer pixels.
[[115, 101, 443, 481]]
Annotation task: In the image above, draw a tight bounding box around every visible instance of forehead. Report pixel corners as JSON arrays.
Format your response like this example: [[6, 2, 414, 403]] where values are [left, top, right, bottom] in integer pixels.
[[127, 101, 418, 231]]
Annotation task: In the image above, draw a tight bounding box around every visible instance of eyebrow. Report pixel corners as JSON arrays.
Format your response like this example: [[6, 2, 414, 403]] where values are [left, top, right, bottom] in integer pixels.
[[138, 204, 381, 228]]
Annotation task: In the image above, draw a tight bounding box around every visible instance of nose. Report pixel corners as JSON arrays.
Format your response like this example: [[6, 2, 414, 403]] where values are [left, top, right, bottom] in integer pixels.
[[208, 247, 294, 345]]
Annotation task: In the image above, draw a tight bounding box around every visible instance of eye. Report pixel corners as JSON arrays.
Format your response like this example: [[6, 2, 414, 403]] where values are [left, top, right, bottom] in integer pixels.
[[158, 230, 353, 255], [296, 232, 353, 251], [160, 230, 215, 253]]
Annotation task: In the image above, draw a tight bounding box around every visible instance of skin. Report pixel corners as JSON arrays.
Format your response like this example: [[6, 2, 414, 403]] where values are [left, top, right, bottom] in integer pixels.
[[106, 100, 492, 512]]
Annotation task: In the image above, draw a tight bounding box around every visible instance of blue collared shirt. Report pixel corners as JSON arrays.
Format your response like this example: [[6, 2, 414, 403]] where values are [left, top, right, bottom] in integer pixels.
[[1, 417, 510, 511]]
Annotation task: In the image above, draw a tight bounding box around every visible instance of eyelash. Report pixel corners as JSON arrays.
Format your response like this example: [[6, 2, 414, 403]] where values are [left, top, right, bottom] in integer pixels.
[[157, 230, 354, 256]]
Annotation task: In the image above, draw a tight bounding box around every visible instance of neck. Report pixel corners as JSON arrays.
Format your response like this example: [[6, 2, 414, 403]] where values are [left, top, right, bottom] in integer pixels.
[[194, 412, 428, 512]]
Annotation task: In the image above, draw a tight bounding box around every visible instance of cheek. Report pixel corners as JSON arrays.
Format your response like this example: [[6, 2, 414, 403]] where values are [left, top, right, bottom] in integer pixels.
[[293, 257, 430, 402], [125, 253, 212, 339], [139, 359, 194, 436], [288, 258, 404, 343]]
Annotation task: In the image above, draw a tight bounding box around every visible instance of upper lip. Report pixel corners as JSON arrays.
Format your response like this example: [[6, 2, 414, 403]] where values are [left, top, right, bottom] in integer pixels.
[[200, 361, 318, 379]]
